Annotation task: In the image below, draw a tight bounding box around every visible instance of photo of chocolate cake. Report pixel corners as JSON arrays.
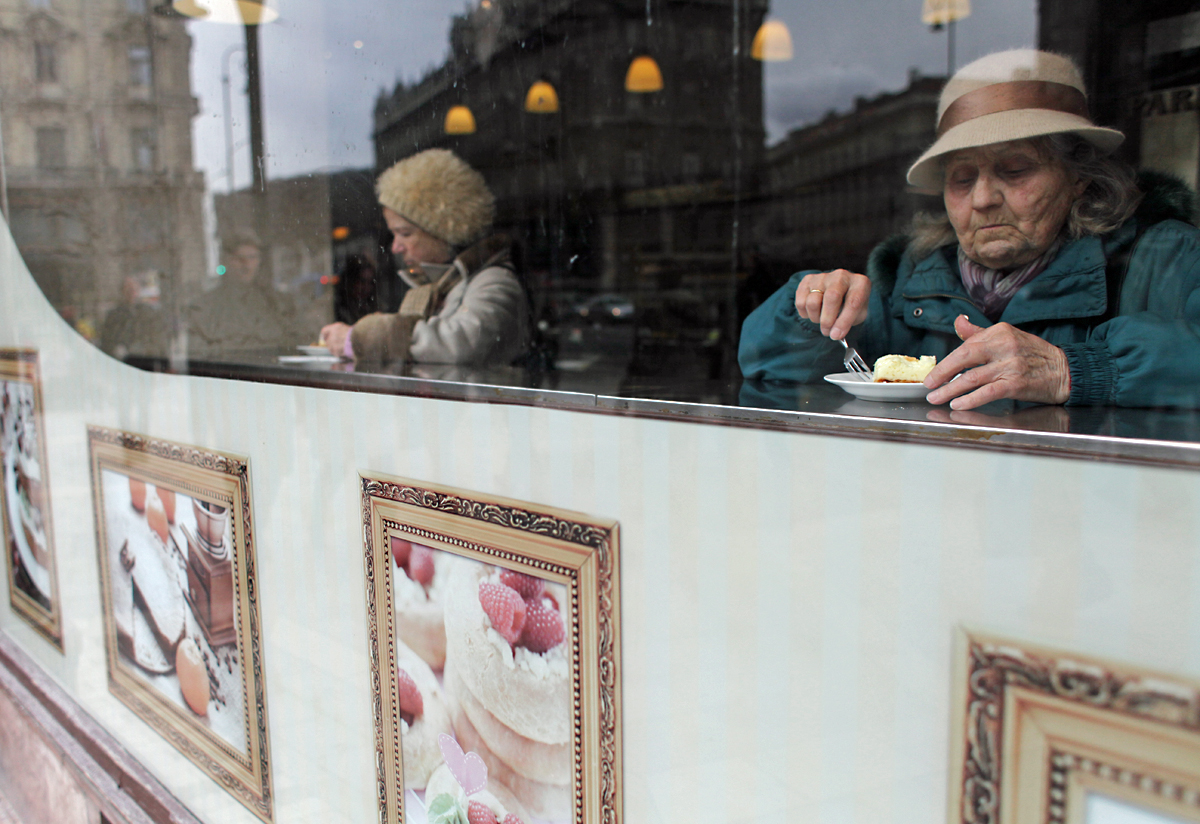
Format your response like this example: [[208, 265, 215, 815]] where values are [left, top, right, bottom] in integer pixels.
[[101, 469, 247, 755]]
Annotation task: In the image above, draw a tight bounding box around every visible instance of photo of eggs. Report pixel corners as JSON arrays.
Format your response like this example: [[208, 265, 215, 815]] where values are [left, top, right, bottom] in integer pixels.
[[390, 536, 571, 823], [361, 474, 623, 824], [0, 349, 61, 648], [99, 469, 246, 755], [88, 427, 273, 823]]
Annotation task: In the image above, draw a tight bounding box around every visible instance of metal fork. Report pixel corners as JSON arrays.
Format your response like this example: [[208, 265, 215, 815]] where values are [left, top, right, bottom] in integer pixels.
[[836, 337, 872, 381]]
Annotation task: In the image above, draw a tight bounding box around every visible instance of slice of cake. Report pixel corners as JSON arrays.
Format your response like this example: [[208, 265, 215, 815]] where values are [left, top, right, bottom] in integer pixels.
[[872, 354, 936, 383]]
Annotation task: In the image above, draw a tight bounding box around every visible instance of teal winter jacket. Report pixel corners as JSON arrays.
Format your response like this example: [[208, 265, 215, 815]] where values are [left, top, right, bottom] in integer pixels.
[[738, 174, 1200, 408]]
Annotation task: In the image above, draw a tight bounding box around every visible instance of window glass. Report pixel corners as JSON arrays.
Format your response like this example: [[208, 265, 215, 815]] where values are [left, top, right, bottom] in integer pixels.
[[128, 45, 152, 88], [35, 128, 65, 171], [130, 128, 156, 171], [34, 42, 56, 83], [1, 0, 1198, 421]]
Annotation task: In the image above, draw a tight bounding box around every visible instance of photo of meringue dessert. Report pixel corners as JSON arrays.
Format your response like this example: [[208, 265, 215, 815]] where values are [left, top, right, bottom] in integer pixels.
[[387, 533, 573, 822], [366, 478, 620, 824], [100, 468, 247, 756], [1, 376, 54, 614], [392, 536, 455, 670], [441, 559, 572, 821]]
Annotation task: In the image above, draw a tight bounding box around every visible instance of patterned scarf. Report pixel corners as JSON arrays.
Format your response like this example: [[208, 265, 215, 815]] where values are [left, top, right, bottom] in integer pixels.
[[958, 237, 1064, 321]]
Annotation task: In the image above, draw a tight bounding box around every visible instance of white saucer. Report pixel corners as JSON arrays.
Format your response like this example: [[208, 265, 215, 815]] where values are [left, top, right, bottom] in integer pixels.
[[278, 354, 341, 364], [297, 345, 331, 356], [824, 372, 933, 402]]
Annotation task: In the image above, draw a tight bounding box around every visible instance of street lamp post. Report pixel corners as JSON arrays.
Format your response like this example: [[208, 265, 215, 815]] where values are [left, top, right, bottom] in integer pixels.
[[922, 0, 971, 75], [220, 44, 244, 192], [244, 22, 266, 196]]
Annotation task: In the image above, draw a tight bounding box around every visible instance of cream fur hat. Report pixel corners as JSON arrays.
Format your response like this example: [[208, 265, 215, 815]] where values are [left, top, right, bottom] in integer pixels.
[[376, 149, 495, 247], [906, 49, 1124, 190]]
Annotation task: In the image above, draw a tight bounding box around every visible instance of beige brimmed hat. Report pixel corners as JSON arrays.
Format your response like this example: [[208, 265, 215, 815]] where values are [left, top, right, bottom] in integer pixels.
[[376, 149, 495, 247], [906, 49, 1125, 190]]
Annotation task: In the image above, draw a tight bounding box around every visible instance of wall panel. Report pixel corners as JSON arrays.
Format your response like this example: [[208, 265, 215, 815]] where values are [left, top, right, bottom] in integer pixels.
[[4, 219, 1200, 822]]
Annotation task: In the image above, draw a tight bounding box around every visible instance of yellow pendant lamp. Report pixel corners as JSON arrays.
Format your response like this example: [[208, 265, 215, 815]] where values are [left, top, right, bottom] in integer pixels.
[[624, 55, 663, 93], [524, 81, 559, 113], [444, 105, 477, 134], [751, 20, 793, 61], [171, 0, 279, 24]]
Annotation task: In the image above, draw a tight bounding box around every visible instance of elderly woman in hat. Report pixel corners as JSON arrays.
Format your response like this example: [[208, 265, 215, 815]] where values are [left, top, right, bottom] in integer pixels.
[[739, 49, 1200, 409], [321, 149, 530, 366]]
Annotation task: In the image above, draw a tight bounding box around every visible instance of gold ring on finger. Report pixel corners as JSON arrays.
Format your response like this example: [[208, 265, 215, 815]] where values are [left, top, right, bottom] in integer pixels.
[[809, 288, 824, 294]]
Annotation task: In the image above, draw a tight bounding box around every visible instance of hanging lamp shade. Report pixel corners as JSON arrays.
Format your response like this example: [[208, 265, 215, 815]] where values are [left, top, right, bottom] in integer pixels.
[[171, 0, 279, 24], [624, 55, 663, 93], [921, 0, 970, 25], [444, 105, 477, 134], [524, 81, 559, 113], [751, 20, 793, 61]]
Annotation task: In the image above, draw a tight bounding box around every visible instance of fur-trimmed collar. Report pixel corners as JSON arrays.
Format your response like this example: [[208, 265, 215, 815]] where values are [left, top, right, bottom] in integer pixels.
[[455, 233, 513, 277], [1133, 169, 1198, 226], [399, 233, 513, 288]]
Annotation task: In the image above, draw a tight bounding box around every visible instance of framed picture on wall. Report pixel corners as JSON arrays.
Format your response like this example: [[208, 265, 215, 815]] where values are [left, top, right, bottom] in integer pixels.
[[0, 348, 62, 649], [949, 628, 1200, 824], [88, 427, 273, 822], [361, 473, 622, 824]]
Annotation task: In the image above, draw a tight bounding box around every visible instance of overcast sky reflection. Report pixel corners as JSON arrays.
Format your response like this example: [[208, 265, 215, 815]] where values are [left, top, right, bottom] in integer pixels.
[[187, 0, 1036, 188]]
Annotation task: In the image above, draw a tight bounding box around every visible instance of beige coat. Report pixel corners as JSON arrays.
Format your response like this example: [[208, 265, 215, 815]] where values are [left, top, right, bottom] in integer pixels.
[[351, 235, 530, 366]]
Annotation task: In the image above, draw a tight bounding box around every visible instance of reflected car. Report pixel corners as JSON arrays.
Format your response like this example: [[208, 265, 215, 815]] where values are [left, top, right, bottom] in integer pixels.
[[574, 294, 636, 322]]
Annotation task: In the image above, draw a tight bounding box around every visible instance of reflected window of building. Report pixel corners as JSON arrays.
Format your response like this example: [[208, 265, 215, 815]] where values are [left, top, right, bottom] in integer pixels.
[[681, 153, 700, 183], [35, 127, 65, 171], [130, 128, 156, 172], [128, 46, 152, 88], [34, 43, 57, 83], [624, 150, 646, 188]]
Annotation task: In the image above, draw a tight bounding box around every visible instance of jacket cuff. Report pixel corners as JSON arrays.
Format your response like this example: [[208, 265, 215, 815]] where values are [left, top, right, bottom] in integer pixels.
[[1060, 341, 1116, 406]]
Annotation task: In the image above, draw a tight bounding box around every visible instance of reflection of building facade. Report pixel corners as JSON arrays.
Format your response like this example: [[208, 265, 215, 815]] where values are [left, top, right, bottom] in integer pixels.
[[1040, 0, 1200, 193], [374, 0, 767, 306], [0, 0, 205, 330], [754, 73, 942, 274]]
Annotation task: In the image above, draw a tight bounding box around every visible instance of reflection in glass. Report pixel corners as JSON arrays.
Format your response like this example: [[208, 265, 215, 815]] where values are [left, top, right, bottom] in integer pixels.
[[5, 0, 1198, 418], [1087, 793, 1192, 824]]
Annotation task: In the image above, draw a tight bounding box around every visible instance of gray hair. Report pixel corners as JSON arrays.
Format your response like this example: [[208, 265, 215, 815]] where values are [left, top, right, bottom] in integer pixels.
[[908, 134, 1142, 261]]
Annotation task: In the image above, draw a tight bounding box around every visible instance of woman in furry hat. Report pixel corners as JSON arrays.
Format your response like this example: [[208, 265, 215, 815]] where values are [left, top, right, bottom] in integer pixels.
[[321, 149, 530, 367], [740, 49, 1200, 409]]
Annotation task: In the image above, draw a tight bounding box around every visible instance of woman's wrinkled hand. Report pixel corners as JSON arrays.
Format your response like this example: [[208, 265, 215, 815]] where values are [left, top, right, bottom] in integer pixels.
[[924, 315, 1071, 410], [320, 322, 353, 358], [794, 269, 872, 340]]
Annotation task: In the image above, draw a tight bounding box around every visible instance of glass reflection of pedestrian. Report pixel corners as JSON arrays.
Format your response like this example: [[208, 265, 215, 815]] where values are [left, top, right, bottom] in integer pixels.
[[99, 276, 167, 360], [333, 254, 378, 325], [187, 230, 304, 355]]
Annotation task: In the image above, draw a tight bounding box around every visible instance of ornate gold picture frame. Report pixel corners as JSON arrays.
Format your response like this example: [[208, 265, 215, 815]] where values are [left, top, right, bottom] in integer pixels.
[[950, 629, 1200, 824], [0, 348, 62, 649], [361, 474, 622, 824], [88, 427, 273, 822]]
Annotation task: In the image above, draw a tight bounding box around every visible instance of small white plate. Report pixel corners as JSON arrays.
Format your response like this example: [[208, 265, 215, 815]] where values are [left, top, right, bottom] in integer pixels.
[[297, 345, 330, 356], [278, 354, 341, 364], [824, 372, 932, 402]]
